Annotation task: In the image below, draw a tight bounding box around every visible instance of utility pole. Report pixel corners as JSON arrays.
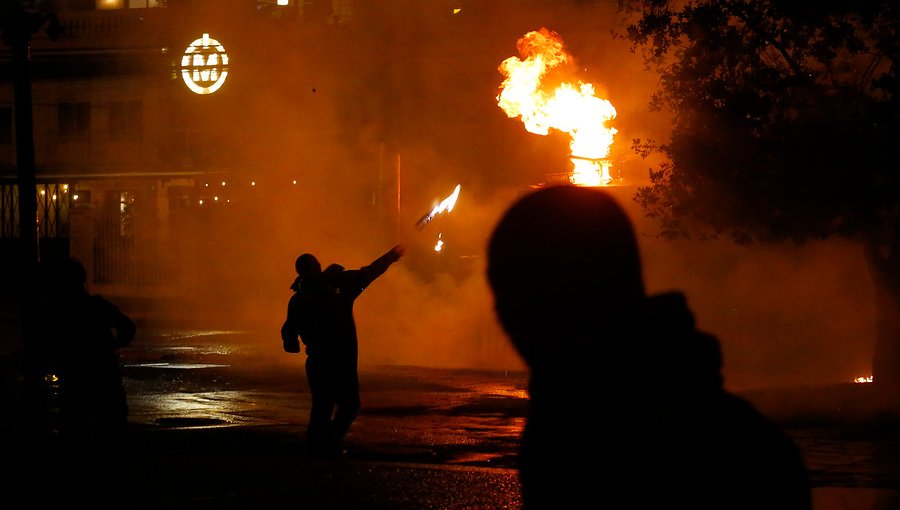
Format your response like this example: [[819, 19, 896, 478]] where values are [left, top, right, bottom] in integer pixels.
[[1, 0, 60, 437]]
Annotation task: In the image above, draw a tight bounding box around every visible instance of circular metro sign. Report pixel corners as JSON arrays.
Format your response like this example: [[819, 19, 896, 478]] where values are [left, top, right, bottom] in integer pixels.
[[181, 33, 229, 95]]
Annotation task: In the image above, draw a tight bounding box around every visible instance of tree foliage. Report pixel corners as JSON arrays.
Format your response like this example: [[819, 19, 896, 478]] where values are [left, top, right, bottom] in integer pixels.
[[620, 0, 899, 244]]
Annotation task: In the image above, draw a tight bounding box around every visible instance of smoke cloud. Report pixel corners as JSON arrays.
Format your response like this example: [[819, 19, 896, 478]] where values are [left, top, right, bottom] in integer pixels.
[[75, 1, 876, 390]]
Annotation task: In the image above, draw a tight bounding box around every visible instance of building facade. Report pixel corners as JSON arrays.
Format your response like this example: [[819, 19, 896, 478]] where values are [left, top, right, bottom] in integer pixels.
[[1, 0, 363, 305], [1, 0, 640, 331]]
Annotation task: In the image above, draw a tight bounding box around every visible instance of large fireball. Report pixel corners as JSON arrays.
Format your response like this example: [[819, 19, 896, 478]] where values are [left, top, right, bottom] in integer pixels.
[[497, 28, 618, 187]]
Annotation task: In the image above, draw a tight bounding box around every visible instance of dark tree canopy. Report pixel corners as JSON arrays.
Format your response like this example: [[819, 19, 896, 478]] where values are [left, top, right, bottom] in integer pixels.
[[620, 0, 899, 244]]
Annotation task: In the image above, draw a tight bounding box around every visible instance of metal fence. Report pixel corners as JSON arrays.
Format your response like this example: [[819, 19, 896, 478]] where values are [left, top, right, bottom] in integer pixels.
[[0, 182, 72, 240], [0, 181, 167, 287], [92, 186, 165, 286], [0, 183, 18, 238]]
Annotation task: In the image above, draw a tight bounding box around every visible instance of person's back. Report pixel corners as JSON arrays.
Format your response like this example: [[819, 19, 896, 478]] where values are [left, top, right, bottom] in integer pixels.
[[317, 249, 404, 360], [41, 257, 136, 437], [36, 257, 136, 503], [55, 293, 133, 422], [486, 185, 810, 509], [281, 245, 404, 457], [283, 255, 329, 355]]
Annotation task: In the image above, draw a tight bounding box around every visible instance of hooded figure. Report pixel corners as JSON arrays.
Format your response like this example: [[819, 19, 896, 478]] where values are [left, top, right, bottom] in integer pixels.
[[35, 257, 137, 510], [39, 257, 136, 439], [282, 245, 404, 457], [486, 186, 810, 510]]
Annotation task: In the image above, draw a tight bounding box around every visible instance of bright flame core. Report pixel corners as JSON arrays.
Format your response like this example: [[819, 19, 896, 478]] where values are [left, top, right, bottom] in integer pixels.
[[430, 184, 461, 218], [497, 28, 618, 186], [416, 184, 462, 231]]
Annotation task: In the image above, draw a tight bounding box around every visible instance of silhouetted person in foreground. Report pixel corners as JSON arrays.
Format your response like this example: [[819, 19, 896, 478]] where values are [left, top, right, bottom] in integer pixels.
[[282, 244, 404, 457], [37, 256, 136, 500], [486, 186, 811, 510]]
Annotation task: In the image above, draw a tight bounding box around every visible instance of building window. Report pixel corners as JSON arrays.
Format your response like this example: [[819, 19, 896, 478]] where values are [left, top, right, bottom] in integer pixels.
[[58, 102, 91, 140], [109, 100, 143, 141], [96, 0, 162, 9], [37, 183, 72, 239], [0, 107, 11, 144], [128, 0, 162, 7], [258, 0, 295, 9], [119, 190, 135, 238]]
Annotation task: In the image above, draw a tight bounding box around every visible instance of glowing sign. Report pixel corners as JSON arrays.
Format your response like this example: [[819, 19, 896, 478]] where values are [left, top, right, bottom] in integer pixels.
[[181, 33, 229, 95]]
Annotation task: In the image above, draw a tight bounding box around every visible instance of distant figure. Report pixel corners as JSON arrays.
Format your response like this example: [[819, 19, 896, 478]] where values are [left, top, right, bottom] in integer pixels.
[[486, 186, 811, 510], [34, 256, 136, 502], [40, 257, 136, 442], [281, 244, 405, 457]]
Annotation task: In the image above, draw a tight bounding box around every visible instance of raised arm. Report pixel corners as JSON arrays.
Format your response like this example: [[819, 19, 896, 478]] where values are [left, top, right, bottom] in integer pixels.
[[359, 244, 405, 287]]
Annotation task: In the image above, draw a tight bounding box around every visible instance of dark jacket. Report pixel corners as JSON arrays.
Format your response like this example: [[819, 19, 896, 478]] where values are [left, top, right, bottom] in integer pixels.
[[520, 292, 811, 510], [41, 289, 136, 430], [282, 248, 401, 360]]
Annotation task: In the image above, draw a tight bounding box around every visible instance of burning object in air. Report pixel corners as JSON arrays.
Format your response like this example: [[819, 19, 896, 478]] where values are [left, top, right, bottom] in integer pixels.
[[416, 184, 461, 230], [497, 28, 618, 187], [415, 184, 461, 256]]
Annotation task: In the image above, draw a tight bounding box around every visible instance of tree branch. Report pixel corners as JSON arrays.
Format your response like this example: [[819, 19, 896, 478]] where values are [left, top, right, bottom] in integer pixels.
[[721, 1, 807, 80]]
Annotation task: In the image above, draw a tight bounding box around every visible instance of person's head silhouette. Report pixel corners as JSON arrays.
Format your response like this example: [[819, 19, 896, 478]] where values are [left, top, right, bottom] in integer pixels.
[[42, 257, 88, 298], [292, 253, 323, 291], [295, 253, 322, 279], [487, 185, 645, 369], [486, 186, 810, 510]]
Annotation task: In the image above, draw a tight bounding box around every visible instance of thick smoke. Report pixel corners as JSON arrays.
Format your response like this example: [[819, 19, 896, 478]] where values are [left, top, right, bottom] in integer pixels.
[[123, 1, 876, 388]]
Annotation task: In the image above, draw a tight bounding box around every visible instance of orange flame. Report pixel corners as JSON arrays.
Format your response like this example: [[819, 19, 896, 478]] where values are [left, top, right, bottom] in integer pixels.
[[430, 184, 461, 218], [417, 184, 462, 230], [497, 28, 618, 187]]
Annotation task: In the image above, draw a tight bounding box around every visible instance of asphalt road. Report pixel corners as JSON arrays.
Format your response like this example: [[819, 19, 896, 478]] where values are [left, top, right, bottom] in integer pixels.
[[6, 327, 900, 509]]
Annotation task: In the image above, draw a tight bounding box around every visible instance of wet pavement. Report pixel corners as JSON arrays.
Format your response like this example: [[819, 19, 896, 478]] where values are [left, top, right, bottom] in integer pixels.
[[122, 425, 522, 509], [115, 328, 526, 508], [8, 327, 900, 508], [121, 329, 527, 469]]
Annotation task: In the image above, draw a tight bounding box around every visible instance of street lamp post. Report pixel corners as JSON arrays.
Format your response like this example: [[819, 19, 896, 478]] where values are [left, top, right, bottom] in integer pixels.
[[1, 0, 60, 438]]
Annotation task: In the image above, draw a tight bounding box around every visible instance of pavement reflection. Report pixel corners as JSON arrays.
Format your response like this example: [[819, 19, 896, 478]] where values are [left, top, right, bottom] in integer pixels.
[[121, 328, 528, 467], [116, 328, 900, 510]]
